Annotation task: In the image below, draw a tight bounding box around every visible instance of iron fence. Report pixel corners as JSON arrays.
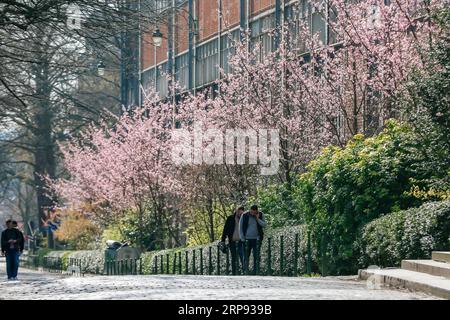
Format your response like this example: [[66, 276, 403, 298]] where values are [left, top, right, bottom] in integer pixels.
[[105, 258, 143, 275], [151, 232, 312, 277]]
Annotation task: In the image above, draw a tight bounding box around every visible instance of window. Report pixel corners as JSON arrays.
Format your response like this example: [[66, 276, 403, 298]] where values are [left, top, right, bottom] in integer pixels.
[[152, 0, 186, 13], [311, 2, 326, 45], [220, 29, 239, 74], [285, 1, 308, 52], [249, 14, 274, 61], [175, 53, 189, 90], [142, 68, 156, 94], [195, 40, 219, 87], [156, 62, 168, 98]]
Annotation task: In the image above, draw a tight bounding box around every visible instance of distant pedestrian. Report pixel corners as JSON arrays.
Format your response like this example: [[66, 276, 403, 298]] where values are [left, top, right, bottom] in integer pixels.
[[239, 205, 267, 275], [220, 206, 245, 275], [1, 220, 24, 280]]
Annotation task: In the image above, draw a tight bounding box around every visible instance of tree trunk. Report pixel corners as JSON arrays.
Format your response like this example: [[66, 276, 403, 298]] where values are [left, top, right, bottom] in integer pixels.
[[32, 59, 57, 248]]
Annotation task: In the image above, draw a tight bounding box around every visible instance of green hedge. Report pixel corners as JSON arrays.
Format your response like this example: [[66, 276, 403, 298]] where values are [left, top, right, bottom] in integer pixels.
[[358, 200, 450, 267], [34, 249, 105, 274], [45, 250, 72, 270], [143, 225, 310, 276], [66, 250, 105, 274]]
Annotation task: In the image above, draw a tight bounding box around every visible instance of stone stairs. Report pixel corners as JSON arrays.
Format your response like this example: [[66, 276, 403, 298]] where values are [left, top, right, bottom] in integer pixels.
[[359, 251, 450, 299]]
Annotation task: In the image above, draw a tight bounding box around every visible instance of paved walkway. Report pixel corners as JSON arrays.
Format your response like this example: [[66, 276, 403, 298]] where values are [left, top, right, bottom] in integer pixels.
[[0, 267, 439, 300]]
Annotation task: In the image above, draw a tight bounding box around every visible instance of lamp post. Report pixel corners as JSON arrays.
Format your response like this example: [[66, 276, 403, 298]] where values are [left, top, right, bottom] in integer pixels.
[[152, 28, 163, 92]]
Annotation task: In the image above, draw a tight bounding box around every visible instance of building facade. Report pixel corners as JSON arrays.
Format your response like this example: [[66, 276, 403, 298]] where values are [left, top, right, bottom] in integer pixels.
[[122, 0, 333, 105]]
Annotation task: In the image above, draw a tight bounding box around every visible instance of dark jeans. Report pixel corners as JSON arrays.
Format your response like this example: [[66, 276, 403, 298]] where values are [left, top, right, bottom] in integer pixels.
[[244, 239, 261, 275], [229, 241, 244, 275], [5, 249, 20, 279]]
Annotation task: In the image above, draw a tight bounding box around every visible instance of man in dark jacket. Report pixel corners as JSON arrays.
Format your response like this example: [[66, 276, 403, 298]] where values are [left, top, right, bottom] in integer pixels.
[[1, 220, 24, 280], [239, 205, 267, 275], [220, 206, 245, 275]]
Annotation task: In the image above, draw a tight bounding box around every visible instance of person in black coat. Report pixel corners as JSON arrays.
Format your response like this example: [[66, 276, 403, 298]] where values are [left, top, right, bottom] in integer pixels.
[[220, 206, 245, 275], [1, 220, 24, 280]]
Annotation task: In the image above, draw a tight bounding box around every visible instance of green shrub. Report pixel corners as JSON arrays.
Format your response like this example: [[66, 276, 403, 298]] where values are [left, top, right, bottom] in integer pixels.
[[249, 183, 301, 229], [36, 248, 52, 266], [293, 120, 449, 275], [36, 249, 105, 274], [359, 200, 450, 267], [45, 250, 72, 270]]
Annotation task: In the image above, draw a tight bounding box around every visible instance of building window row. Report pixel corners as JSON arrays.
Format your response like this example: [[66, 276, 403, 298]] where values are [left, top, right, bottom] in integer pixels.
[[142, 1, 342, 96]]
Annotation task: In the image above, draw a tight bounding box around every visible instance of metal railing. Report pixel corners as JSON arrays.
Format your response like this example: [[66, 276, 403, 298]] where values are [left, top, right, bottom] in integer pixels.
[[105, 258, 143, 275], [151, 232, 312, 277]]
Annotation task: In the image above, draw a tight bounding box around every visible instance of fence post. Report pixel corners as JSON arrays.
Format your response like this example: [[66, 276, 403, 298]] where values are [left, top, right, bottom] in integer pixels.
[[200, 248, 203, 275], [166, 254, 170, 274], [160, 254, 164, 274], [294, 233, 299, 276], [208, 246, 212, 275], [185, 251, 189, 275], [192, 250, 196, 275], [307, 230, 312, 275], [178, 252, 182, 274], [154, 255, 157, 274], [172, 254, 176, 274], [226, 246, 230, 275], [280, 235, 284, 276], [216, 245, 220, 275]]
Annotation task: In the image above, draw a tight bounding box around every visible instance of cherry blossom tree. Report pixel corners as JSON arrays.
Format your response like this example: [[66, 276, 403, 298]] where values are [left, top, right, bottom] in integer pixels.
[[50, 92, 182, 248]]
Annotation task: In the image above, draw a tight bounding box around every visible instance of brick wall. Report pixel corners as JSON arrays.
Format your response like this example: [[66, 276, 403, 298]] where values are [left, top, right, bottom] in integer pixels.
[[141, 0, 277, 70]]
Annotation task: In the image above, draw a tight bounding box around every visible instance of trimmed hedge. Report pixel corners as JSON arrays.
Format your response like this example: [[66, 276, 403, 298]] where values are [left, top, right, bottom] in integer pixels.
[[358, 200, 450, 268], [67, 250, 105, 274], [142, 225, 310, 276], [34, 249, 105, 274]]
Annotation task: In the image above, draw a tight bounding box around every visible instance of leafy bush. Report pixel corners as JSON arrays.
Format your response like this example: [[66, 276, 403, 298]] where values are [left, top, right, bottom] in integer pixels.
[[54, 208, 101, 250], [45, 250, 72, 270], [36, 248, 52, 266], [249, 183, 301, 229], [359, 201, 450, 267], [102, 208, 162, 251], [293, 120, 448, 275]]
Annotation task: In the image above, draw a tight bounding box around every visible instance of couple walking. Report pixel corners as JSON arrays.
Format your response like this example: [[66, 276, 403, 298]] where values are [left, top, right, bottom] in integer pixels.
[[1, 220, 24, 280], [220, 205, 267, 275]]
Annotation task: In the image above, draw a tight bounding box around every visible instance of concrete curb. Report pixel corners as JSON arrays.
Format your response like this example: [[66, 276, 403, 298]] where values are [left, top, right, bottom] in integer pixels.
[[358, 269, 450, 300], [401, 260, 450, 279]]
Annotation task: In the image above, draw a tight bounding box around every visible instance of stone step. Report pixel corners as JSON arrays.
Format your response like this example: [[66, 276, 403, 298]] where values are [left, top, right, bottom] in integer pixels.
[[359, 268, 450, 300], [432, 251, 450, 264], [401, 260, 450, 279]]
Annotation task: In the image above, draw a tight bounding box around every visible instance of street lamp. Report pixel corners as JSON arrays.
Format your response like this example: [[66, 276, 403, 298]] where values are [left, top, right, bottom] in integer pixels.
[[152, 28, 163, 47], [97, 60, 106, 76], [152, 29, 163, 92]]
